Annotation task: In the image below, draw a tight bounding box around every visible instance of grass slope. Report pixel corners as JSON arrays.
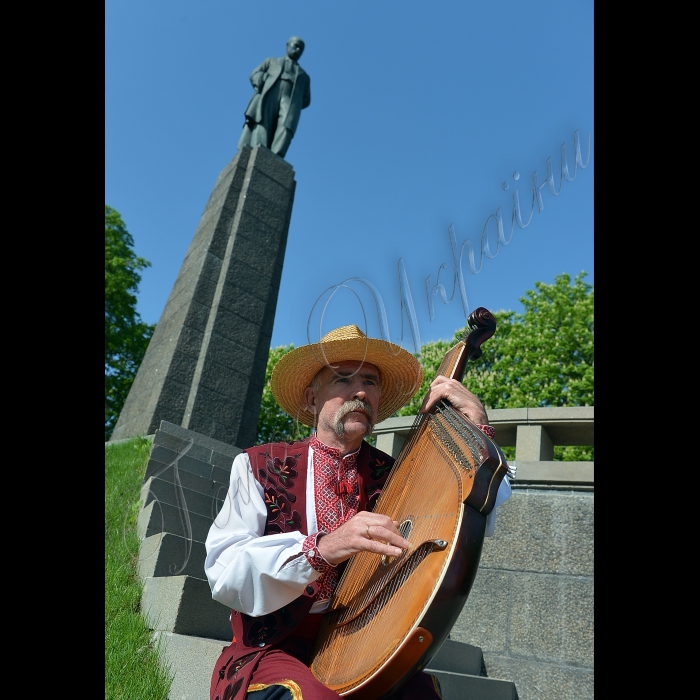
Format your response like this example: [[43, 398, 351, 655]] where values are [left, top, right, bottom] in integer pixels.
[[105, 437, 173, 700]]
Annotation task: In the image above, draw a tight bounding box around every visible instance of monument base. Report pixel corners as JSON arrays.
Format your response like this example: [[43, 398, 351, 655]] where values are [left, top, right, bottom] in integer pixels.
[[111, 146, 296, 447]]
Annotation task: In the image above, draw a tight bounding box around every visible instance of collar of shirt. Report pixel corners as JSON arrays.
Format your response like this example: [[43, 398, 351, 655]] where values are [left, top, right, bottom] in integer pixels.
[[310, 435, 361, 461]]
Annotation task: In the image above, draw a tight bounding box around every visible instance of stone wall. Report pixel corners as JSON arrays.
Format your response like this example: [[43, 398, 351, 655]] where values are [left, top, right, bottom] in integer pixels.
[[450, 486, 593, 700]]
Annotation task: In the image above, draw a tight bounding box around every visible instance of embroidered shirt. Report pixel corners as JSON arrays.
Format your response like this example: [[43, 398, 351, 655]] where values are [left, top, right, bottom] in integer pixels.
[[301, 436, 361, 602]]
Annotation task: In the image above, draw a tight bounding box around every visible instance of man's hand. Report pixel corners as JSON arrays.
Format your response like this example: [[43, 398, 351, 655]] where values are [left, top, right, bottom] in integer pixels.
[[418, 375, 489, 426], [316, 513, 410, 566]]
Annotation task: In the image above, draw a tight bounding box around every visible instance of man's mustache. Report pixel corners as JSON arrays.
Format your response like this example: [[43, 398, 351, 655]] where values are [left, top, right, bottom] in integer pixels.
[[335, 399, 375, 423], [332, 399, 376, 436]]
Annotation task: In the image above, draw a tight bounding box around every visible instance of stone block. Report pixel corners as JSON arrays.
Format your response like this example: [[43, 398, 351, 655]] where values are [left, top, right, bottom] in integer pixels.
[[146, 448, 213, 481], [375, 432, 407, 459], [483, 656, 593, 700], [425, 671, 519, 700], [146, 468, 228, 500], [141, 575, 232, 641], [158, 421, 240, 457], [149, 403, 190, 434], [195, 251, 224, 285], [512, 461, 594, 487], [201, 332, 257, 379], [515, 426, 553, 461], [211, 450, 238, 470], [247, 146, 296, 189], [138, 532, 208, 581], [205, 209, 239, 261], [155, 378, 192, 415], [142, 476, 219, 520], [526, 407, 594, 422], [230, 227, 285, 279], [243, 169, 295, 208], [187, 383, 244, 428], [210, 419, 249, 448], [211, 465, 234, 486], [450, 569, 510, 653], [161, 351, 198, 389], [152, 631, 228, 700], [196, 358, 251, 400], [237, 191, 290, 233], [211, 304, 269, 351], [216, 284, 268, 326], [479, 491, 594, 576], [488, 409, 529, 423], [137, 498, 215, 544], [190, 273, 219, 310], [509, 573, 593, 667], [225, 256, 279, 304], [183, 300, 213, 334], [145, 453, 211, 483], [428, 639, 485, 676], [152, 432, 213, 464]]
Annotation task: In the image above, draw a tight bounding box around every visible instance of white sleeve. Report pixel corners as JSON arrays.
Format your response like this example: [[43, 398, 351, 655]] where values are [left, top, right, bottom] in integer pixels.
[[484, 475, 512, 538], [204, 452, 322, 616]]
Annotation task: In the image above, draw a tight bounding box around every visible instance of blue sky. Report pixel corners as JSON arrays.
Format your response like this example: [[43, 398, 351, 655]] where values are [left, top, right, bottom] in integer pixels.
[[105, 0, 593, 353]]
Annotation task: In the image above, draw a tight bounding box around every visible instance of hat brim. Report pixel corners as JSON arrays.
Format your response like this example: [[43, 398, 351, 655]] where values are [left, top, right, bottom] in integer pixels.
[[270, 337, 424, 428]]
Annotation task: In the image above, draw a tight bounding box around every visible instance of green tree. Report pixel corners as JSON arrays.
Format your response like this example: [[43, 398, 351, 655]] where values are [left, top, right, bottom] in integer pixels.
[[255, 344, 312, 444], [399, 272, 593, 459], [105, 205, 155, 440]]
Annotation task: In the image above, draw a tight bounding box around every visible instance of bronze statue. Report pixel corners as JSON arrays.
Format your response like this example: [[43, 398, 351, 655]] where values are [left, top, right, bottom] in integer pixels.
[[237, 37, 311, 159]]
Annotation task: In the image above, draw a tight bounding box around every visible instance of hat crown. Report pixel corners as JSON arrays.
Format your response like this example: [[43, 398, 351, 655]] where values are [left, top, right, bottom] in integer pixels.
[[320, 325, 367, 343]]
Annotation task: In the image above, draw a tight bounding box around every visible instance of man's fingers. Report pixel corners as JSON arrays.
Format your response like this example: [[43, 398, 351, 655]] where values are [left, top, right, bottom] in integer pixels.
[[362, 535, 404, 557], [365, 523, 409, 550]]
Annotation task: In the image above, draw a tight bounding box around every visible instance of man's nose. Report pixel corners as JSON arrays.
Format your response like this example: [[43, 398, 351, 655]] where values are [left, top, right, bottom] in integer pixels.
[[351, 384, 367, 400]]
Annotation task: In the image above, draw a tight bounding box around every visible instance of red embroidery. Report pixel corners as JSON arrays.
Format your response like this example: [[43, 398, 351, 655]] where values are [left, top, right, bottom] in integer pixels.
[[306, 436, 360, 601], [477, 424, 496, 440], [302, 533, 333, 573]]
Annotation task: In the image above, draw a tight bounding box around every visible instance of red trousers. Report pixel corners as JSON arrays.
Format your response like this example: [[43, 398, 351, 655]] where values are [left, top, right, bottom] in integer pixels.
[[243, 614, 442, 700]]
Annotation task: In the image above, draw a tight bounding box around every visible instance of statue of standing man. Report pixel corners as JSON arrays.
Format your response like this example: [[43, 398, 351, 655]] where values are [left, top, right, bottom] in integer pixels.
[[237, 37, 311, 159]]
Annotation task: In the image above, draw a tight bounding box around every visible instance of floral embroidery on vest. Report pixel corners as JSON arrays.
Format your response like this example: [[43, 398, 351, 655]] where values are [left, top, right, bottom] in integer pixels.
[[254, 446, 305, 533]]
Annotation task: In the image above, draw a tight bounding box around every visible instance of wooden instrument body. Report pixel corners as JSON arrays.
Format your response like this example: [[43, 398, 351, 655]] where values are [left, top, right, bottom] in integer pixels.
[[309, 399, 508, 699]]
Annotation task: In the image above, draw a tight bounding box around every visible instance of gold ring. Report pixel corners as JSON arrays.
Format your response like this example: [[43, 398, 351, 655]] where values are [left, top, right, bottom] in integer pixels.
[[366, 525, 371, 539]]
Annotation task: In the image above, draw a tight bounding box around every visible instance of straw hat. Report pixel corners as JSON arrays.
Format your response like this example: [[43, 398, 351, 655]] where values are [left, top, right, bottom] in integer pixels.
[[270, 325, 424, 427]]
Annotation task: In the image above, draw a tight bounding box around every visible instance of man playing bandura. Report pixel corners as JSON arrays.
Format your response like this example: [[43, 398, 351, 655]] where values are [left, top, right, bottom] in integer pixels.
[[205, 325, 511, 700]]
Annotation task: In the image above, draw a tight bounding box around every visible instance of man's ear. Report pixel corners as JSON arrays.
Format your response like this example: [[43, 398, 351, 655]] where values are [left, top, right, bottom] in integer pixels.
[[304, 387, 317, 414]]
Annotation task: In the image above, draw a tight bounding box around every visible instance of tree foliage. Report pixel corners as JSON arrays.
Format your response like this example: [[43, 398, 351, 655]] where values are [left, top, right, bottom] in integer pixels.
[[255, 273, 593, 460], [105, 205, 155, 440], [398, 272, 593, 459], [255, 344, 312, 445]]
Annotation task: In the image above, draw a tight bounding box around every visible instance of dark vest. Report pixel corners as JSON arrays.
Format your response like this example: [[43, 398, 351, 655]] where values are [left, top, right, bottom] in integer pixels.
[[210, 438, 395, 700]]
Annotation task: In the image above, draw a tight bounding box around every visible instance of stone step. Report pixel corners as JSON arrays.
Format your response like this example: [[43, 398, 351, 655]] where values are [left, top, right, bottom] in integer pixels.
[[142, 574, 232, 641], [153, 630, 519, 700], [153, 631, 226, 700], [138, 532, 208, 582], [429, 638, 486, 677], [144, 465, 231, 502], [137, 497, 215, 545], [145, 448, 234, 487], [141, 474, 227, 521], [424, 669, 520, 700]]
